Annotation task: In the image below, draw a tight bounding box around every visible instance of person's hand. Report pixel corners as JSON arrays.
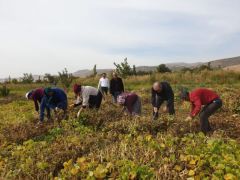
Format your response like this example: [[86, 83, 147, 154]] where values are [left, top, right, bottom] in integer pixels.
[[77, 108, 83, 118], [163, 106, 168, 112], [185, 116, 193, 122], [69, 104, 75, 108], [153, 107, 158, 113]]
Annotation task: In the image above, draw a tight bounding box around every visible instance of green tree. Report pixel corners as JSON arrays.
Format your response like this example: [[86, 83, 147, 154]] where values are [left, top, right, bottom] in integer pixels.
[[22, 73, 34, 83], [114, 58, 133, 78], [58, 68, 74, 90], [132, 65, 137, 75], [0, 85, 10, 97], [11, 78, 18, 84], [156, 64, 171, 73], [93, 64, 97, 77], [44, 73, 58, 84]]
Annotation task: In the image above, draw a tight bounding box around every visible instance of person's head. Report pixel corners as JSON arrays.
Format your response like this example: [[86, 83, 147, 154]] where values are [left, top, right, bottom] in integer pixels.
[[73, 84, 82, 96], [152, 82, 162, 93], [25, 90, 33, 100], [112, 72, 118, 79], [180, 88, 190, 101], [44, 87, 54, 97], [102, 73, 106, 78], [117, 93, 126, 105]]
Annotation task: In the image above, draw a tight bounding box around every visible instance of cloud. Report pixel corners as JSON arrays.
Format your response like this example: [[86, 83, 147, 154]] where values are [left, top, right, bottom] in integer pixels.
[[0, 0, 240, 77]]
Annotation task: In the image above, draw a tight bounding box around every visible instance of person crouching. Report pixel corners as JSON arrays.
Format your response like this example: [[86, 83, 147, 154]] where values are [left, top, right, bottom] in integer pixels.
[[117, 92, 142, 116], [73, 84, 103, 117]]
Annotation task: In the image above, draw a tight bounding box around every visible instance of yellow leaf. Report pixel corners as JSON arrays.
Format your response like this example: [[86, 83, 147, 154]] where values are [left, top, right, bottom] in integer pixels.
[[224, 173, 237, 180], [189, 159, 197, 165], [174, 165, 182, 172], [70, 168, 79, 176], [77, 157, 86, 164], [188, 170, 195, 176], [94, 165, 108, 179]]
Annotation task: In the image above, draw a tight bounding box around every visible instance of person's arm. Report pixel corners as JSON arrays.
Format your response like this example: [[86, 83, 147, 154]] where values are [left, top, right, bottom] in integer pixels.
[[34, 99, 39, 112], [151, 89, 156, 107], [110, 80, 114, 95], [190, 98, 202, 118], [120, 78, 124, 92], [82, 90, 90, 108], [39, 97, 46, 121], [98, 79, 101, 90]]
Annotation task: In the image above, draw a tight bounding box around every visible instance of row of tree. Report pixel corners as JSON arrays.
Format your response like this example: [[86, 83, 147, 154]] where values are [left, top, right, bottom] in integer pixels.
[[5, 68, 75, 89]]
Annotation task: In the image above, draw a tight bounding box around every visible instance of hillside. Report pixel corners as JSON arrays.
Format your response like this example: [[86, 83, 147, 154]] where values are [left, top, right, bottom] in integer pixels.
[[224, 64, 240, 72], [72, 56, 240, 77]]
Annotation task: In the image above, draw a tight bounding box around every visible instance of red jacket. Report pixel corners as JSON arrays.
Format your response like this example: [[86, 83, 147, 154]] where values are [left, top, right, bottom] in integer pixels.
[[189, 88, 219, 117], [32, 88, 44, 112]]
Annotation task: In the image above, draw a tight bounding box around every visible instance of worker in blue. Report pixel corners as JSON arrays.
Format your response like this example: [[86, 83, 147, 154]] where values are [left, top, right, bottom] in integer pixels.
[[39, 87, 68, 124]]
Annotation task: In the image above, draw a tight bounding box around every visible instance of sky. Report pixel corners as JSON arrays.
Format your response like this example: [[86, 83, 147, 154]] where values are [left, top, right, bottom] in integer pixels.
[[0, 0, 240, 78]]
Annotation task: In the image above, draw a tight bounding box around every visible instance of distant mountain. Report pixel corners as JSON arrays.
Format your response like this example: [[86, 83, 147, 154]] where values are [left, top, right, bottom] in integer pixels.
[[72, 56, 240, 77], [208, 56, 240, 68], [224, 64, 240, 72], [1, 56, 240, 81]]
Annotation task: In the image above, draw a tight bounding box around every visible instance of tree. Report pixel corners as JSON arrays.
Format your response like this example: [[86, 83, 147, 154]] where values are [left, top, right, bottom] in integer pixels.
[[44, 73, 57, 84], [93, 64, 97, 77], [11, 78, 18, 84], [114, 58, 133, 78], [132, 65, 137, 76], [22, 73, 34, 84], [156, 64, 171, 73], [58, 68, 74, 90], [36, 76, 42, 83]]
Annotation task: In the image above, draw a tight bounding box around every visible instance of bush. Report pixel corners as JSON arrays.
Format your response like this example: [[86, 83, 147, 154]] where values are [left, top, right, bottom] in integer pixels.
[[0, 85, 10, 97]]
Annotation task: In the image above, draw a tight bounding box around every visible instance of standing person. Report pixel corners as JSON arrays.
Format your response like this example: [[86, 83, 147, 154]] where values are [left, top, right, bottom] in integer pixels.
[[117, 92, 142, 116], [98, 73, 109, 96], [180, 88, 223, 134], [152, 81, 175, 120], [40, 87, 68, 124], [73, 84, 103, 117], [110, 72, 124, 103]]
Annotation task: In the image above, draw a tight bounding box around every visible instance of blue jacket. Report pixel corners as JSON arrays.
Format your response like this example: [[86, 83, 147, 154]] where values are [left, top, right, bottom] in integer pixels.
[[40, 88, 67, 121]]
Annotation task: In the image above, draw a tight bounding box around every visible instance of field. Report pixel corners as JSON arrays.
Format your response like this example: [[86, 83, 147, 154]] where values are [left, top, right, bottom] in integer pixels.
[[0, 70, 240, 180]]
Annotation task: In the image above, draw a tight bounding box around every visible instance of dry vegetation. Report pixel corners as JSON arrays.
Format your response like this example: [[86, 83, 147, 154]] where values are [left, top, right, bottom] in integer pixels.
[[0, 70, 239, 180]]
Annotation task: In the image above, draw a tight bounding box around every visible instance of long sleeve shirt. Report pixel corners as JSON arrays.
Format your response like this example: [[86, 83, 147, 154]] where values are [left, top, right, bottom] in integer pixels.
[[31, 88, 44, 112], [98, 77, 109, 88], [189, 88, 220, 117], [151, 82, 174, 107], [81, 86, 99, 106], [110, 77, 124, 95], [40, 88, 67, 121], [124, 93, 138, 114]]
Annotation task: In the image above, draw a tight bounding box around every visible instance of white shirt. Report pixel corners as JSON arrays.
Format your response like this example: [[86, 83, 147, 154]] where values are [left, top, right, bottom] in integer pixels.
[[98, 77, 109, 88], [81, 86, 99, 106]]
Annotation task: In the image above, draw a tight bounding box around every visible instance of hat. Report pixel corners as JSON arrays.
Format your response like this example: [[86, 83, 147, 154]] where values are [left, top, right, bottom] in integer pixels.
[[25, 90, 33, 99], [73, 84, 81, 94]]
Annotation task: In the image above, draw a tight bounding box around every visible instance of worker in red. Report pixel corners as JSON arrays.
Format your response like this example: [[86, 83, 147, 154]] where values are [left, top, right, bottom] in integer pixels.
[[117, 92, 142, 116], [180, 88, 223, 134]]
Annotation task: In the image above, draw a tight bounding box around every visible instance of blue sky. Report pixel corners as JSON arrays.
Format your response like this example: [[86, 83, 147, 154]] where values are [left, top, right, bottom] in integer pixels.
[[0, 0, 240, 78]]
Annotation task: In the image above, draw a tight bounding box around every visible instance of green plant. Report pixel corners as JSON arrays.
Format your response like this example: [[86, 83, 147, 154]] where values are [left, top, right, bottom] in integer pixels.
[[0, 85, 10, 97]]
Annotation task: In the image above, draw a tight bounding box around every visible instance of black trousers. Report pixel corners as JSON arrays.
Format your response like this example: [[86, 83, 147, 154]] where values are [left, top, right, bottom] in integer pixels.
[[101, 87, 108, 95], [200, 99, 222, 134], [89, 91, 103, 109]]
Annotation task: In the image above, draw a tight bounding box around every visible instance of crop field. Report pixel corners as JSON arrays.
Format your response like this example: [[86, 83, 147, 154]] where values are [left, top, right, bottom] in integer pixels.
[[0, 71, 240, 180]]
